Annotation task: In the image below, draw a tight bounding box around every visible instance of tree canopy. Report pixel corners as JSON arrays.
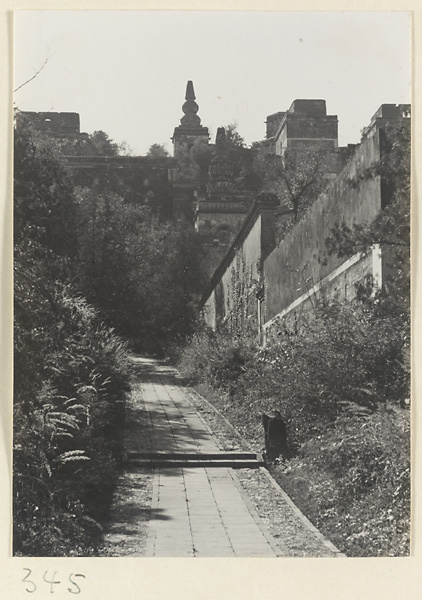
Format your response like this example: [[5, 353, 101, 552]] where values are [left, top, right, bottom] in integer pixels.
[[147, 143, 170, 158], [253, 144, 333, 221]]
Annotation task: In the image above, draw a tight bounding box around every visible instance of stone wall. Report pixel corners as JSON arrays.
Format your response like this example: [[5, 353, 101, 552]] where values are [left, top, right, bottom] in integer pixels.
[[272, 99, 339, 156], [202, 196, 278, 332], [203, 215, 262, 333], [263, 247, 381, 343], [266, 112, 285, 139], [263, 125, 383, 328]]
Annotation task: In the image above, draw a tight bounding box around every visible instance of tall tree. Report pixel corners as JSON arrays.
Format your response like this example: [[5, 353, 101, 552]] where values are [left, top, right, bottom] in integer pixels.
[[254, 145, 332, 221], [147, 143, 170, 158], [14, 112, 78, 258]]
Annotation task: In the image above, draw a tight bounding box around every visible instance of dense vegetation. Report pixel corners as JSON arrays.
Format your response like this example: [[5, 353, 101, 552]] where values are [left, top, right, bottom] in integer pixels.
[[74, 185, 206, 354], [14, 245, 129, 555], [13, 114, 130, 555]]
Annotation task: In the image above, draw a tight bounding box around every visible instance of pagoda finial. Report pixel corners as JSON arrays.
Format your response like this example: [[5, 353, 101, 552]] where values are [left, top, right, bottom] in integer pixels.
[[185, 80, 196, 101], [180, 80, 201, 128]]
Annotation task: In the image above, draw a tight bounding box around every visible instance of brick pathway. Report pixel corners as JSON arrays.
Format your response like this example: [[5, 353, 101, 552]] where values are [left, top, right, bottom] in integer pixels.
[[134, 357, 279, 557]]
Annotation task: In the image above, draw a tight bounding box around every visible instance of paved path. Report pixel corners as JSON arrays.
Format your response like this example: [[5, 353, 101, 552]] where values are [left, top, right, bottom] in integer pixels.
[[134, 357, 279, 557]]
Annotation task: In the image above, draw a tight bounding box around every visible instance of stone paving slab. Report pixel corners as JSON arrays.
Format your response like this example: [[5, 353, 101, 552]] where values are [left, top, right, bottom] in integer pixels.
[[145, 466, 278, 557]]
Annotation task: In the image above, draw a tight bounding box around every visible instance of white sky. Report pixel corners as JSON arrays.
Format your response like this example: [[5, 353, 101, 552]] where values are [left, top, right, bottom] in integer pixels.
[[14, 10, 411, 155]]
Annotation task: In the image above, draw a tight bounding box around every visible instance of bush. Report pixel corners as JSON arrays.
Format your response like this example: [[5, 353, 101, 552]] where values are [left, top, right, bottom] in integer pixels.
[[13, 244, 130, 556], [178, 326, 256, 393]]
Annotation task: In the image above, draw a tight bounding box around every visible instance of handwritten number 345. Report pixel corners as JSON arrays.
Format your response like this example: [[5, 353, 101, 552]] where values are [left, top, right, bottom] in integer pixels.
[[22, 569, 85, 594]]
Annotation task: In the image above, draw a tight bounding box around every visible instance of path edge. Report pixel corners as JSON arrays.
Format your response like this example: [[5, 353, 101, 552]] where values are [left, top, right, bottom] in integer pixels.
[[183, 381, 346, 558]]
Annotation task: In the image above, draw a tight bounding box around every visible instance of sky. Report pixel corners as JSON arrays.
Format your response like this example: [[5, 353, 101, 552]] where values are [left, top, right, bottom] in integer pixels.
[[13, 10, 411, 156]]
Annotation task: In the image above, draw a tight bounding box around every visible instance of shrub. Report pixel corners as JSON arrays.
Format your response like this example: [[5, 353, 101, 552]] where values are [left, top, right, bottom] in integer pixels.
[[13, 244, 130, 556], [178, 326, 256, 394]]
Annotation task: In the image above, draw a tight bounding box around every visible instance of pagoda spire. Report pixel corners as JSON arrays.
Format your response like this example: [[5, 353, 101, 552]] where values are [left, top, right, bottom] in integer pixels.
[[172, 80, 209, 156], [180, 80, 202, 128], [185, 80, 195, 100]]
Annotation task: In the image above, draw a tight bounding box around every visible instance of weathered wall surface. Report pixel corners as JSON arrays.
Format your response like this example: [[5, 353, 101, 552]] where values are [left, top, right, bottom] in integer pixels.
[[203, 215, 262, 329], [204, 289, 217, 329], [197, 205, 250, 278], [263, 128, 382, 326], [202, 197, 278, 332], [263, 248, 381, 343], [273, 100, 339, 156]]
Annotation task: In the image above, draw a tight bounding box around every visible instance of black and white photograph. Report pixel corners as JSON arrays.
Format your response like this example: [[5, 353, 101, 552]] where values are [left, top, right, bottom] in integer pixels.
[[12, 9, 411, 563]]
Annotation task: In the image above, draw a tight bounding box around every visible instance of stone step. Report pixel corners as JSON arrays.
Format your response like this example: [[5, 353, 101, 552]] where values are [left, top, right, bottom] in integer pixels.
[[124, 451, 265, 469], [126, 451, 259, 460]]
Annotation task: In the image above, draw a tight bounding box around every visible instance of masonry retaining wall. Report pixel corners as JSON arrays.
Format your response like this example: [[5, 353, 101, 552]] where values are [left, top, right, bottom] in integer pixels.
[[263, 127, 382, 327]]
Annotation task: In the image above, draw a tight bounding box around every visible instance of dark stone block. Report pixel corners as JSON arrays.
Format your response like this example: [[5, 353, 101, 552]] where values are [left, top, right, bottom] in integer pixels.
[[262, 411, 288, 461]]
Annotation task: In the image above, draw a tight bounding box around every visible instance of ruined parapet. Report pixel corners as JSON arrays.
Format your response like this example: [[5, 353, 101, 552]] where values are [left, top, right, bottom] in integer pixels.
[[265, 112, 285, 140], [265, 99, 339, 157], [63, 155, 176, 217], [361, 103, 411, 140], [21, 111, 81, 137]]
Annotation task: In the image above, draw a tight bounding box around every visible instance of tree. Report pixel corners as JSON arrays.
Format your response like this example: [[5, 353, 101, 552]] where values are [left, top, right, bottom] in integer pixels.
[[147, 143, 170, 158], [14, 111, 78, 258], [73, 184, 207, 353], [57, 130, 129, 157], [122, 218, 207, 353], [87, 130, 120, 156], [74, 185, 149, 332], [223, 123, 246, 148], [254, 144, 332, 221]]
